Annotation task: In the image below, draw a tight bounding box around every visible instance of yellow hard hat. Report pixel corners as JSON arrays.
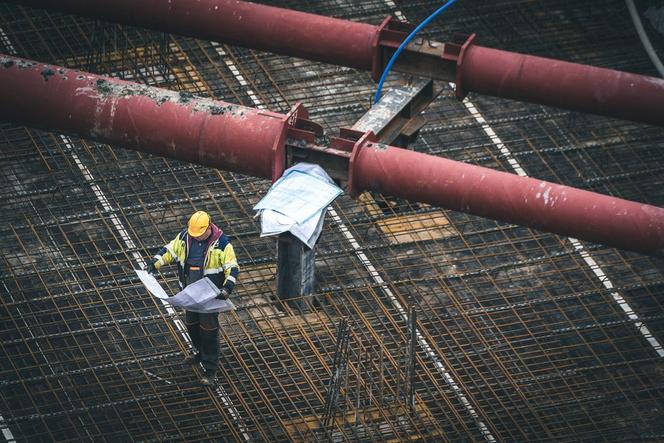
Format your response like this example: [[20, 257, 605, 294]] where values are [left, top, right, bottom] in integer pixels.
[[188, 211, 210, 237]]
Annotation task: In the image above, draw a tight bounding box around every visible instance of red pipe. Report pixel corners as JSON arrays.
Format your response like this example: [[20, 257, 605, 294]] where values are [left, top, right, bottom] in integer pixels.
[[455, 43, 664, 127], [0, 55, 289, 180], [7, 0, 664, 126], [5, 0, 378, 71], [1, 54, 663, 255], [349, 142, 664, 256]]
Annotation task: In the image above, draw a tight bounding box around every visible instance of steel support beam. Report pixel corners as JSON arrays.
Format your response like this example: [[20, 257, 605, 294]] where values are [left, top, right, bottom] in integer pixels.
[[0, 55, 314, 181], [3, 0, 377, 71], [347, 140, 664, 256], [442, 35, 664, 127], [1, 54, 663, 256], [352, 77, 434, 147], [5, 0, 664, 126], [275, 79, 434, 312]]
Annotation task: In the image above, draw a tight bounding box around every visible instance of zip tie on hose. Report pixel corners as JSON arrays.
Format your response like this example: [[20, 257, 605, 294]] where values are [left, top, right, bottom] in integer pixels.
[[374, 0, 460, 104]]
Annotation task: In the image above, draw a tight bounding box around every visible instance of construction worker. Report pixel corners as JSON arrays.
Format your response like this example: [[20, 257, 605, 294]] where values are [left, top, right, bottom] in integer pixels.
[[145, 210, 239, 386]]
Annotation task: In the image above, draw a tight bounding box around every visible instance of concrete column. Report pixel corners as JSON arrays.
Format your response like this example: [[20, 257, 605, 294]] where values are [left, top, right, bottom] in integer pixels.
[[276, 233, 316, 312]]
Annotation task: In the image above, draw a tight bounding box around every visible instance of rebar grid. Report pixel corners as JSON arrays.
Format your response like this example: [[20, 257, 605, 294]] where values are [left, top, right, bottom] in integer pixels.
[[1, 0, 664, 441]]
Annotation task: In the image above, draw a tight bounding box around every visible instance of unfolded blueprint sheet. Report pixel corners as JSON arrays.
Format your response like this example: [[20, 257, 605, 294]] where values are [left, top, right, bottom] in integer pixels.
[[135, 270, 235, 313]]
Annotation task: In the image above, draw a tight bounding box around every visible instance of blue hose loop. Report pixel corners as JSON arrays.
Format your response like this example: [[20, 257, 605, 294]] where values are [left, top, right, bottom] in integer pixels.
[[374, 0, 459, 104]]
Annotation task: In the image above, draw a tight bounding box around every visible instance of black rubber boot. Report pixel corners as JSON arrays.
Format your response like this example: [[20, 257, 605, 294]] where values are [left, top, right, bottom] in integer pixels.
[[183, 353, 201, 365], [200, 369, 216, 387]]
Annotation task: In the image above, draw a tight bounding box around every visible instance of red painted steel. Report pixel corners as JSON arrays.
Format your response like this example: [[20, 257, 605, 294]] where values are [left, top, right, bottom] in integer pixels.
[[1, 54, 663, 255], [0, 55, 289, 180], [455, 44, 664, 126], [8, 0, 378, 71], [8, 0, 664, 126], [349, 141, 664, 256]]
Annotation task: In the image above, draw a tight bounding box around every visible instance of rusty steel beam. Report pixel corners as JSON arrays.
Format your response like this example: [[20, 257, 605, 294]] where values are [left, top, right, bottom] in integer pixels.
[[1, 54, 663, 256], [5, 0, 664, 126]]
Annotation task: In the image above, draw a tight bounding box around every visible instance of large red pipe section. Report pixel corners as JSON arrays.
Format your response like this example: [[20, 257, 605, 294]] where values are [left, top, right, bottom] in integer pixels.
[[1, 54, 663, 255], [0, 55, 289, 180], [5, 0, 664, 126], [349, 142, 664, 256], [453, 43, 664, 127], [3, 0, 377, 71]]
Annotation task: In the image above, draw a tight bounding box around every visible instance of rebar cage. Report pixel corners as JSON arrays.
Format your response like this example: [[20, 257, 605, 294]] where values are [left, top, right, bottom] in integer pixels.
[[1, 0, 663, 441]]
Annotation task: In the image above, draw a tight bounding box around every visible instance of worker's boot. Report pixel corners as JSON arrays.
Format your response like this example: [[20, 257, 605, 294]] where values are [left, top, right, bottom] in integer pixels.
[[200, 369, 216, 387], [183, 352, 201, 366]]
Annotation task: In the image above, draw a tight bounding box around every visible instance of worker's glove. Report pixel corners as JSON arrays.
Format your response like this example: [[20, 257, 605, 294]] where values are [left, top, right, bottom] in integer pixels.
[[216, 288, 229, 300], [145, 258, 159, 275]]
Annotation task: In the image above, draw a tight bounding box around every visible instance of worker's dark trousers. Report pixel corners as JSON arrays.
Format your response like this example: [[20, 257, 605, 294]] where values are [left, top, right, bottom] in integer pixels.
[[185, 311, 219, 373]]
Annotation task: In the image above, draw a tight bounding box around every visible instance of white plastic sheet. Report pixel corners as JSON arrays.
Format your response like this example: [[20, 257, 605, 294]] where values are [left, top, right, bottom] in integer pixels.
[[136, 270, 235, 313], [254, 163, 342, 248]]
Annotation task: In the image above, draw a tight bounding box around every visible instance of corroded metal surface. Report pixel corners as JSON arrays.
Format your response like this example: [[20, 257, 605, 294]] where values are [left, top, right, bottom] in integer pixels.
[[0, 54, 287, 179]]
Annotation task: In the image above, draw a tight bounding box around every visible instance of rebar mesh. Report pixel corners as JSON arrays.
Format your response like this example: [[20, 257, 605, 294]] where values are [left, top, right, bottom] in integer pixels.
[[1, 0, 663, 441]]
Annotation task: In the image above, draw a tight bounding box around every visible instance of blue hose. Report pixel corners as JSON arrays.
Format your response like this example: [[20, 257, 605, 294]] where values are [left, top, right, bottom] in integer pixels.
[[374, 0, 459, 104]]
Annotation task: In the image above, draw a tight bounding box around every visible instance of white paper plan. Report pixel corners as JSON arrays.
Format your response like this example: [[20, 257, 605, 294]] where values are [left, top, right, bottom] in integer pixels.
[[136, 269, 169, 299], [135, 269, 235, 313]]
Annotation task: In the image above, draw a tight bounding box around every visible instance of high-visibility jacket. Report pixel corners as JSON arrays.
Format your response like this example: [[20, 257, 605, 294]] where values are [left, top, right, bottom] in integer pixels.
[[153, 223, 239, 294]]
